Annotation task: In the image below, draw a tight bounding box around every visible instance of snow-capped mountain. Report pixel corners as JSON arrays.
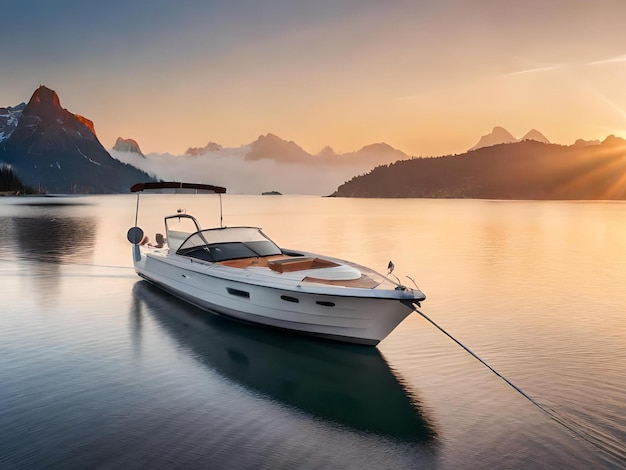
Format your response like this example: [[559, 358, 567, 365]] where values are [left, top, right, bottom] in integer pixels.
[[0, 103, 25, 143], [0, 85, 154, 193]]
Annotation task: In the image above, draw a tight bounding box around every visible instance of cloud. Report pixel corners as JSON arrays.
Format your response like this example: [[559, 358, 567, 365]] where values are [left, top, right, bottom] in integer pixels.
[[501, 54, 626, 75], [588, 54, 626, 66], [500, 64, 565, 76]]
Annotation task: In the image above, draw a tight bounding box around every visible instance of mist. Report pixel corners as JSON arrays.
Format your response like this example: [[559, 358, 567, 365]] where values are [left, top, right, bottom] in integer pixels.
[[109, 148, 375, 195]]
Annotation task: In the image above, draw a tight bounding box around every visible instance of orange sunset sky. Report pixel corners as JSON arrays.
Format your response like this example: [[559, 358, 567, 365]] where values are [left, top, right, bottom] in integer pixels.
[[3, 0, 626, 156]]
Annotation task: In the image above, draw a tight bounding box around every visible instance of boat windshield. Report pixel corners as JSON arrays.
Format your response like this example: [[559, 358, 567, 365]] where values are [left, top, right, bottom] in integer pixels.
[[176, 227, 282, 262]]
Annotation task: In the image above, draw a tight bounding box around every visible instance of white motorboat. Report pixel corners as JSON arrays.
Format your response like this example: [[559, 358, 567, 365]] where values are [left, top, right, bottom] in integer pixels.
[[127, 182, 425, 346]]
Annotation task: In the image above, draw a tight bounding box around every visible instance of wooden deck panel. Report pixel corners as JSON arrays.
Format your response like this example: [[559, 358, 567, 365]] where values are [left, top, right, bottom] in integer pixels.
[[217, 255, 288, 269], [217, 255, 383, 289]]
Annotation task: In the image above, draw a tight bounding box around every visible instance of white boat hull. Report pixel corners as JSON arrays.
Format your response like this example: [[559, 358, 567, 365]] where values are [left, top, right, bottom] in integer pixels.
[[134, 248, 417, 346]]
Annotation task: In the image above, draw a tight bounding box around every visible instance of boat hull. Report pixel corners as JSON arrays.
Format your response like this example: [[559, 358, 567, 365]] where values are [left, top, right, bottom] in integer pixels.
[[134, 251, 416, 346]]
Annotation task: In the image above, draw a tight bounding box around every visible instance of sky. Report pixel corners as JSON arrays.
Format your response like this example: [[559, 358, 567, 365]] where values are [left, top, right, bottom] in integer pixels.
[[3, 0, 626, 157]]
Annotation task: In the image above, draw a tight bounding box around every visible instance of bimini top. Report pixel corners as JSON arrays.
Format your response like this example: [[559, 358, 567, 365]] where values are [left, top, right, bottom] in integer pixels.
[[130, 181, 227, 194]]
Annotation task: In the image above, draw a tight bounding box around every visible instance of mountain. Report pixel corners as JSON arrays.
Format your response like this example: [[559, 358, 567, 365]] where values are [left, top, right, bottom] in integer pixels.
[[242, 134, 408, 166], [601, 134, 626, 147], [339, 143, 408, 166], [113, 137, 145, 157], [574, 138, 601, 147], [332, 139, 626, 199], [0, 103, 25, 142], [151, 133, 409, 172], [469, 126, 551, 151], [110, 133, 410, 195], [245, 133, 311, 163], [315, 146, 339, 159], [520, 129, 549, 144], [185, 141, 223, 156], [0, 86, 155, 193], [469, 126, 517, 151], [177, 133, 407, 166]]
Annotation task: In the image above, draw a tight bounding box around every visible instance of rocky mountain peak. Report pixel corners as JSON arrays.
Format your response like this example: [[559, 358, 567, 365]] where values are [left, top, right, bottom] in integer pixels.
[[246, 133, 310, 162], [0, 85, 155, 193], [186, 141, 222, 156], [521, 129, 550, 144], [359, 142, 396, 153], [113, 137, 145, 157], [75, 114, 97, 136], [24, 85, 62, 116], [469, 126, 517, 151]]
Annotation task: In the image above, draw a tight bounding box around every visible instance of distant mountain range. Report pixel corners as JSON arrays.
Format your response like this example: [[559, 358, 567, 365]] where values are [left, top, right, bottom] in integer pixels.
[[111, 134, 409, 195], [469, 126, 550, 151], [0, 86, 154, 193], [3, 85, 625, 198], [332, 137, 626, 199], [176, 133, 408, 167], [111, 133, 411, 195]]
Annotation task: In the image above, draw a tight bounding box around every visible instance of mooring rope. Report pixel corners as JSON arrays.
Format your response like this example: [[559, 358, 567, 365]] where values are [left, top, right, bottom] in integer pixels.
[[411, 303, 626, 464]]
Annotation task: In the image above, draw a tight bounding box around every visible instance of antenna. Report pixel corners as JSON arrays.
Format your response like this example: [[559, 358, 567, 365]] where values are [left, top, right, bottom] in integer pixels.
[[134, 192, 140, 227], [219, 193, 223, 227]]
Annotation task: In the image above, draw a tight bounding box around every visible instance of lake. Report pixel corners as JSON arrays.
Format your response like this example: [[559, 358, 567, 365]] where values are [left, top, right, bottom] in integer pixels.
[[1, 195, 625, 469]]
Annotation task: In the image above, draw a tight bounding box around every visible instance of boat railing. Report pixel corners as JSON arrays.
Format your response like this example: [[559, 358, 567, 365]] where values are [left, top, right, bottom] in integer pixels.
[[164, 214, 204, 252]]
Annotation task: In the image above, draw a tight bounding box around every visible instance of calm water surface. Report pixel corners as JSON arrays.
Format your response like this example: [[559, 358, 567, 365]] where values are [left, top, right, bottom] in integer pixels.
[[1, 195, 625, 469]]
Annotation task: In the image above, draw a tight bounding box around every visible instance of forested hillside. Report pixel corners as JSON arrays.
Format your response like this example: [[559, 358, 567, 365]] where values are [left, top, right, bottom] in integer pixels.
[[332, 138, 626, 199]]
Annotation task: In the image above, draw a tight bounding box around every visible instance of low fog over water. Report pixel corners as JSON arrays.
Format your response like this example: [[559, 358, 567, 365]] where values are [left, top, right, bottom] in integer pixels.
[[110, 148, 379, 195]]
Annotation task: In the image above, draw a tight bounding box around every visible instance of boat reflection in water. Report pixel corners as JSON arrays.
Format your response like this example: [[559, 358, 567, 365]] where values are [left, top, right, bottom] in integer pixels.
[[132, 281, 437, 444], [12, 215, 97, 264]]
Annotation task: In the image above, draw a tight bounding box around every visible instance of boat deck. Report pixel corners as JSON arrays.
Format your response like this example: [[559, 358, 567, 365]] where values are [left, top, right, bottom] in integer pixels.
[[217, 254, 291, 269], [217, 255, 382, 289]]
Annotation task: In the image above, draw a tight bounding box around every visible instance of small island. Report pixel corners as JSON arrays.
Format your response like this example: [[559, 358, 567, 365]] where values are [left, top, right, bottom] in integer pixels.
[[262, 191, 283, 196]]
